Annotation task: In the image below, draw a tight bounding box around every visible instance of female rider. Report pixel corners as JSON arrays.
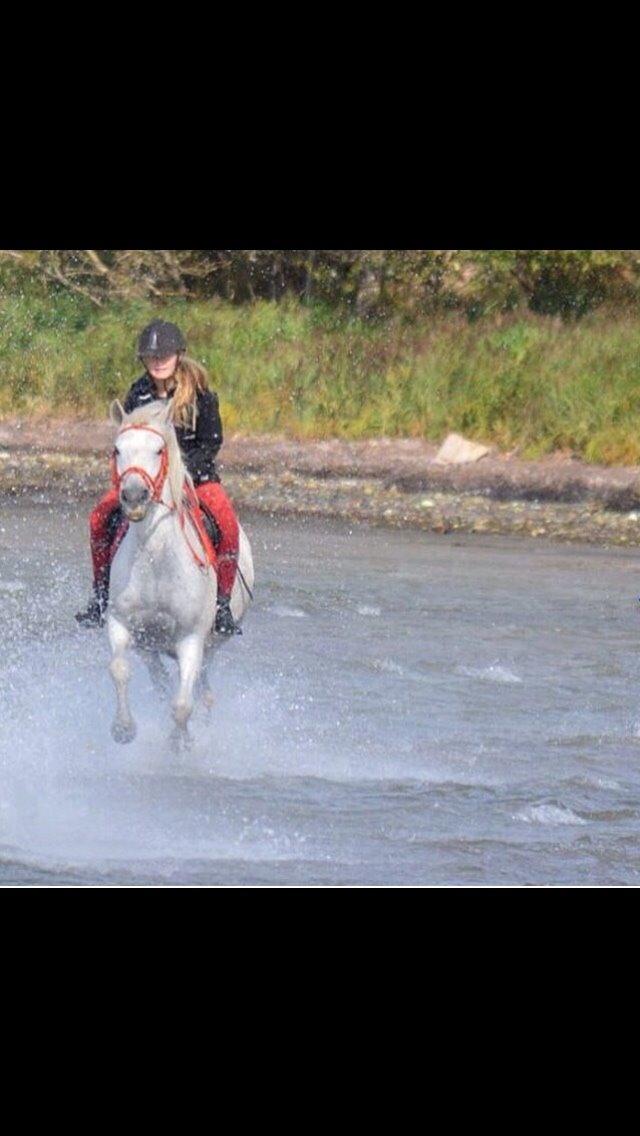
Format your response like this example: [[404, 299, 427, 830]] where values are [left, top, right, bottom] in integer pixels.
[[75, 319, 240, 634]]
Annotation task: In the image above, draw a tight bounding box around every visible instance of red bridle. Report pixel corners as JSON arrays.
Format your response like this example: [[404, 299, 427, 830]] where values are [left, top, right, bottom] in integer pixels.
[[111, 424, 169, 502], [110, 423, 217, 573]]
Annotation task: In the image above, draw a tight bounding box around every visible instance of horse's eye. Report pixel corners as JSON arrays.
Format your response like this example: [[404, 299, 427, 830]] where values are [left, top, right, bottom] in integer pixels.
[[157, 446, 164, 455], [114, 447, 120, 457]]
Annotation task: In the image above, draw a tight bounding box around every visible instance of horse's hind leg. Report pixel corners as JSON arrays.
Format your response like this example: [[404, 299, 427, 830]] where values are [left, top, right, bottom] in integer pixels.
[[145, 652, 171, 700], [108, 616, 137, 744], [173, 631, 205, 732], [196, 655, 215, 711]]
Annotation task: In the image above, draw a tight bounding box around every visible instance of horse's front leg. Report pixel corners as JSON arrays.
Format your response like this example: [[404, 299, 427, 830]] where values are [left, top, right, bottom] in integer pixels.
[[108, 615, 137, 744], [173, 631, 205, 732]]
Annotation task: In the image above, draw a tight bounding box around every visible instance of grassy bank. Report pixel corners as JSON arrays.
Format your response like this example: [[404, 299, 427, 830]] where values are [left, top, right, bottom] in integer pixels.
[[2, 292, 640, 464]]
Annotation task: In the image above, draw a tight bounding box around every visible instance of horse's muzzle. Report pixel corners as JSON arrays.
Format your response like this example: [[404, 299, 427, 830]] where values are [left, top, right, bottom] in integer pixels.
[[121, 479, 151, 521]]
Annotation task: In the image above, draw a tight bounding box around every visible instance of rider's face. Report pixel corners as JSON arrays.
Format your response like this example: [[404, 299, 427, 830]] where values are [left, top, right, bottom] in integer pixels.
[[143, 353, 179, 384]]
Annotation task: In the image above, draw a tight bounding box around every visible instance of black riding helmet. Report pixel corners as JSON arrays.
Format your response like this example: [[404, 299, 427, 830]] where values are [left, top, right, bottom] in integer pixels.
[[137, 319, 186, 359]]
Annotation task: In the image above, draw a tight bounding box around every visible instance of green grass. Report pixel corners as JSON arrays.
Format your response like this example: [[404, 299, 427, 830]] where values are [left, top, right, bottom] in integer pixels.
[[3, 290, 640, 464]]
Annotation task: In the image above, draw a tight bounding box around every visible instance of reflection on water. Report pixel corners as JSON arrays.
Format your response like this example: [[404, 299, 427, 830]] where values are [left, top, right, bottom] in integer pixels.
[[2, 496, 640, 885]]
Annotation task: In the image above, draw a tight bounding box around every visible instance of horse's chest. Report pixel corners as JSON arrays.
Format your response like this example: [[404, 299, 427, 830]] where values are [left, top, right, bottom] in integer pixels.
[[115, 551, 207, 625], [111, 526, 213, 636]]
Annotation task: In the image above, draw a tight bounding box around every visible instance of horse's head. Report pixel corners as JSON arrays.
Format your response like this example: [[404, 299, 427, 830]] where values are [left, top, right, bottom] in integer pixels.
[[110, 399, 185, 521]]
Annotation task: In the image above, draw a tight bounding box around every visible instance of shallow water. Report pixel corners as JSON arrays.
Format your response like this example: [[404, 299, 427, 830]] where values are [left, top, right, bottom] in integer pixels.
[[2, 495, 640, 886]]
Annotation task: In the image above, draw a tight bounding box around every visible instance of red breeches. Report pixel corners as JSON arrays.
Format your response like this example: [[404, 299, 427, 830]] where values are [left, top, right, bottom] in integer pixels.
[[194, 482, 239, 596], [90, 488, 121, 583], [89, 482, 239, 597]]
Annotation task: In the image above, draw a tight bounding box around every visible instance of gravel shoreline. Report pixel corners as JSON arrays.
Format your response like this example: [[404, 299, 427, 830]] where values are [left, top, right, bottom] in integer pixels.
[[2, 418, 640, 546]]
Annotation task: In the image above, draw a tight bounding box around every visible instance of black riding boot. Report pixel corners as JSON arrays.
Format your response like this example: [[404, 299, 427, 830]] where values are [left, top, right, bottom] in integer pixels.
[[75, 575, 109, 628], [215, 593, 242, 635]]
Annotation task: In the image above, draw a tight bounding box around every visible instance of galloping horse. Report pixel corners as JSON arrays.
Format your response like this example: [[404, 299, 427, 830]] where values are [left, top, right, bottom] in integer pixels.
[[107, 399, 254, 744]]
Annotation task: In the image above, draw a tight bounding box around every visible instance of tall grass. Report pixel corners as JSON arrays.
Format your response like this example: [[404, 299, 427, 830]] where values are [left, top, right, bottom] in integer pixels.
[[2, 290, 640, 464]]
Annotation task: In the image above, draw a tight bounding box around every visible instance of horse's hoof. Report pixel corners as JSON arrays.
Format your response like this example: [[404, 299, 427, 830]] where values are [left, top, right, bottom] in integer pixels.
[[172, 702, 192, 729], [112, 720, 137, 745], [170, 727, 192, 755]]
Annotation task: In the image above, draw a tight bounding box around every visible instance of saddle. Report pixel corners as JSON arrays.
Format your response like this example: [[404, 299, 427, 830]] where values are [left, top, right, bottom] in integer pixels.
[[199, 505, 221, 551]]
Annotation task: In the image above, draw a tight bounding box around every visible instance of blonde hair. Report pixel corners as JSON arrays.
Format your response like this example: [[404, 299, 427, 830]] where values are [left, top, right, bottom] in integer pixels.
[[166, 356, 210, 430]]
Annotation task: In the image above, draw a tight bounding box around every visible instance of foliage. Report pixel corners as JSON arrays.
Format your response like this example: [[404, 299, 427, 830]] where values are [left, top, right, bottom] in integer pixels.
[[3, 250, 640, 320], [4, 291, 640, 463]]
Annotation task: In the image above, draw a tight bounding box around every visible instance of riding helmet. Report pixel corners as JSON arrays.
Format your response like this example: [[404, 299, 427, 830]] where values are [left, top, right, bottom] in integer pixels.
[[137, 319, 186, 359]]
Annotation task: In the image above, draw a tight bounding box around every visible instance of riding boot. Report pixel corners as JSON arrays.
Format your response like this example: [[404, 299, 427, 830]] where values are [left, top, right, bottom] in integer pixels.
[[75, 573, 109, 628], [215, 592, 242, 636]]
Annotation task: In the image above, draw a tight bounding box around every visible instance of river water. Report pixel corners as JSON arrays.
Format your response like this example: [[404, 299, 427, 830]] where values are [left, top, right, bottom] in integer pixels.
[[2, 496, 640, 886]]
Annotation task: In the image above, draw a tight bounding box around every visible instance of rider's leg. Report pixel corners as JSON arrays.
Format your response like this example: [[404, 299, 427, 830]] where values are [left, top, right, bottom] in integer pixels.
[[195, 481, 240, 634], [75, 489, 121, 627]]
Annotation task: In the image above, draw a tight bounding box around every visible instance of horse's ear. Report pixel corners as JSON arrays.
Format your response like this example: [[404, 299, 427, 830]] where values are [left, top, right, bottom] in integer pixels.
[[162, 401, 174, 425], [110, 399, 125, 426]]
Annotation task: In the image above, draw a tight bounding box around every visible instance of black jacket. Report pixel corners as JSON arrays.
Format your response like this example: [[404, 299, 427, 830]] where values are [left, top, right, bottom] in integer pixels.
[[123, 374, 223, 484]]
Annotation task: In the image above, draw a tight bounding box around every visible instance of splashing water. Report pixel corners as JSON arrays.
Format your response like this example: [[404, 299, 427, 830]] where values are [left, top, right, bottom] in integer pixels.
[[3, 499, 640, 885]]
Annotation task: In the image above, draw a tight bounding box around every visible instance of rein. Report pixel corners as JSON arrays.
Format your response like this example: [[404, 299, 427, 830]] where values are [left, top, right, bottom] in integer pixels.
[[112, 423, 217, 574]]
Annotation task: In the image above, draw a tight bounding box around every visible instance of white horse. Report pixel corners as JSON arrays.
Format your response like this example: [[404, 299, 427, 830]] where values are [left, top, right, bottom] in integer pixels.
[[107, 399, 254, 744]]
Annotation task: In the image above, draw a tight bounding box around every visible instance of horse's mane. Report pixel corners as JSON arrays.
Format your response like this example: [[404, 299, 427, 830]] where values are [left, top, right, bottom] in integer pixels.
[[120, 401, 191, 507]]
